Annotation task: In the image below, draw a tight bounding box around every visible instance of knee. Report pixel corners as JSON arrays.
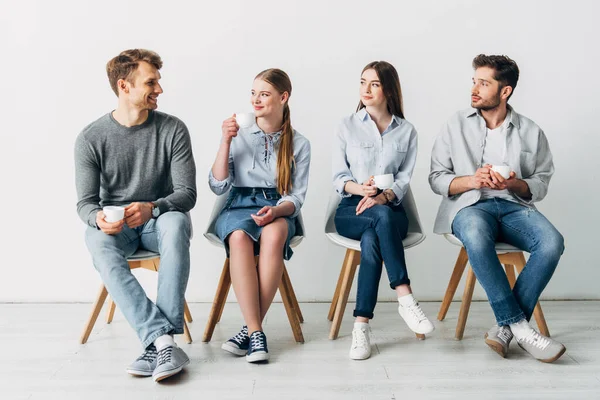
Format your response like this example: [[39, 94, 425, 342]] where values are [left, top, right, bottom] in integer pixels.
[[453, 219, 494, 250], [536, 230, 565, 260], [156, 212, 191, 242], [228, 230, 253, 249], [370, 205, 394, 226]]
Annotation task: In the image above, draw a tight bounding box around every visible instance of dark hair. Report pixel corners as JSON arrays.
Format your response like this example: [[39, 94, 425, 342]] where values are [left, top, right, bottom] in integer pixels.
[[106, 49, 163, 96], [356, 61, 404, 118], [254, 68, 294, 195], [472, 54, 520, 100]]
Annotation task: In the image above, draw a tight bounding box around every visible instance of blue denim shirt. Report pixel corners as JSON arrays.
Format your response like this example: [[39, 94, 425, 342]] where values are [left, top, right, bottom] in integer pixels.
[[332, 108, 418, 205], [429, 106, 555, 234], [209, 123, 311, 218]]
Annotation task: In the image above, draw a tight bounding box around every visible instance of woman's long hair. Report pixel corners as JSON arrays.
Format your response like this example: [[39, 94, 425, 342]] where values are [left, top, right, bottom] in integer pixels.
[[255, 68, 294, 195], [356, 61, 404, 118]]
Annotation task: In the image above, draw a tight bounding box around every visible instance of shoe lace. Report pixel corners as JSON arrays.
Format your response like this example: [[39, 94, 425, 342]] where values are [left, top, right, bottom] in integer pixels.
[[136, 345, 157, 362], [250, 333, 265, 350], [156, 346, 173, 365], [407, 300, 427, 322], [352, 328, 369, 349], [231, 326, 249, 345], [522, 330, 550, 350], [498, 327, 513, 343]]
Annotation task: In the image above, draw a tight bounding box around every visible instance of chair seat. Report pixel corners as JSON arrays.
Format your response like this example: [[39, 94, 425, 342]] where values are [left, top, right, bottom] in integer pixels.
[[325, 231, 425, 252], [204, 232, 304, 249], [127, 249, 160, 261], [443, 234, 522, 253]]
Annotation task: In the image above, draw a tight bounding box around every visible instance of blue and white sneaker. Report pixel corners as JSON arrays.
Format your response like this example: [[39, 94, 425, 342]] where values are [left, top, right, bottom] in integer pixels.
[[126, 344, 157, 376], [221, 326, 249, 356], [246, 331, 269, 363]]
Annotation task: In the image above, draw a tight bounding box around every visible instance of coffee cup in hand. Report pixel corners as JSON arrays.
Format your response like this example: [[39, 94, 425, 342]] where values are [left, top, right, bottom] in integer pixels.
[[103, 206, 125, 223], [373, 174, 394, 189], [236, 112, 255, 129], [491, 165, 511, 179]]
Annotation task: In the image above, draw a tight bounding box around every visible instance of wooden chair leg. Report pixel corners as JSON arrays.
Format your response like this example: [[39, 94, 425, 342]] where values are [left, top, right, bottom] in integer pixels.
[[202, 258, 231, 342], [80, 285, 109, 344], [216, 283, 230, 323], [455, 267, 477, 340], [504, 264, 517, 288], [183, 319, 192, 344], [283, 266, 303, 323], [279, 266, 304, 343], [513, 252, 550, 337], [106, 297, 116, 324], [328, 249, 350, 322], [329, 250, 360, 340], [184, 300, 193, 323], [438, 248, 469, 321]]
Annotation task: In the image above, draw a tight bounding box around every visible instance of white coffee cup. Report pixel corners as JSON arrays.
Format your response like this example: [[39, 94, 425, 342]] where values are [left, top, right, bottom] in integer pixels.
[[236, 112, 255, 129], [103, 206, 125, 223], [373, 174, 394, 189], [491, 165, 511, 179]]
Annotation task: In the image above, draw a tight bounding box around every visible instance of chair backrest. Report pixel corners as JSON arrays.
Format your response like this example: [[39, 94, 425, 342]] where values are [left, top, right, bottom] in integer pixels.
[[325, 186, 424, 236]]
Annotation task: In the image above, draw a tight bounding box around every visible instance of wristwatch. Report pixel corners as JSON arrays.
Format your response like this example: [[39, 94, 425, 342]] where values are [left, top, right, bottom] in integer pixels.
[[151, 202, 160, 219], [383, 190, 395, 204]]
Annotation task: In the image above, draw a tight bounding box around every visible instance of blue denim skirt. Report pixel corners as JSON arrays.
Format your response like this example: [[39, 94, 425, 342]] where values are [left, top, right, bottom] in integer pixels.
[[215, 187, 297, 260]]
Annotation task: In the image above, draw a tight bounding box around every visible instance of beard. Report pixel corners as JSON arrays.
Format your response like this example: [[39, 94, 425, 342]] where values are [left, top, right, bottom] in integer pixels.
[[471, 90, 502, 111]]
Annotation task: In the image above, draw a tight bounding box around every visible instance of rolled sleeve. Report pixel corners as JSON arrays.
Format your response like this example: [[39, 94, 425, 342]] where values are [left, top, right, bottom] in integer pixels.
[[208, 150, 235, 195], [332, 123, 356, 197]]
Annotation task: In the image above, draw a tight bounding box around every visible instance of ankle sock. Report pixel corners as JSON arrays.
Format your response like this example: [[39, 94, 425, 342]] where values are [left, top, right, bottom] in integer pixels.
[[354, 322, 369, 330], [154, 334, 175, 351], [509, 319, 534, 340]]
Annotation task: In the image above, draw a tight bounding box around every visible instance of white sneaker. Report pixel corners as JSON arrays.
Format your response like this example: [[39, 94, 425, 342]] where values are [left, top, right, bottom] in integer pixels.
[[349, 325, 371, 360], [397, 297, 435, 334]]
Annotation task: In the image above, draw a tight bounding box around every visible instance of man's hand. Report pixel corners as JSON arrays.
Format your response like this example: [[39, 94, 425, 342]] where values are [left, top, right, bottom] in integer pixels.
[[96, 210, 125, 235], [124, 202, 153, 229], [356, 193, 387, 215], [251, 206, 277, 227], [470, 164, 496, 189], [490, 170, 517, 191]]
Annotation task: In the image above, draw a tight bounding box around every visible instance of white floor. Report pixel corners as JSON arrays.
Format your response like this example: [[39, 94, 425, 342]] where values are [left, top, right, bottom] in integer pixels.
[[3, 301, 599, 400]]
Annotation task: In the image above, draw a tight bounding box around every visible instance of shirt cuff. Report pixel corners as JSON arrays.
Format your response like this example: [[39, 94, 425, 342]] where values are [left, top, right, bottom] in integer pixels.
[[208, 170, 231, 195], [334, 178, 356, 198]]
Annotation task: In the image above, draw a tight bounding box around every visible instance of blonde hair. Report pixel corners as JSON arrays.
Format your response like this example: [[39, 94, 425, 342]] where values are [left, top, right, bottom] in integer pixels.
[[255, 68, 294, 195], [106, 49, 162, 96]]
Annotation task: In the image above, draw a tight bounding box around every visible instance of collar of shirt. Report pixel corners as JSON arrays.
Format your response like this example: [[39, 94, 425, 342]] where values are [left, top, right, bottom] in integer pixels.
[[466, 104, 521, 130], [247, 123, 283, 140], [356, 108, 402, 136]]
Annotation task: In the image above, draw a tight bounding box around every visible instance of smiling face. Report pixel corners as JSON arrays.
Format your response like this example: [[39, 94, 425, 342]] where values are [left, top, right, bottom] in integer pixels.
[[359, 68, 386, 110], [120, 61, 163, 111], [250, 78, 288, 118], [471, 66, 511, 111]]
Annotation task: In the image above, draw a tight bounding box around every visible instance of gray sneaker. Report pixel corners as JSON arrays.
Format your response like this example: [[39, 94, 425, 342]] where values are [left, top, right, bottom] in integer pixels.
[[126, 344, 157, 377], [152, 345, 190, 382], [516, 329, 566, 363], [484, 325, 513, 358]]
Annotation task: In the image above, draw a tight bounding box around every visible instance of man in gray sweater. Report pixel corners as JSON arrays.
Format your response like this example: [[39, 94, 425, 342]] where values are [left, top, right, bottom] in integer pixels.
[[429, 55, 565, 363], [75, 49, 196, 382]]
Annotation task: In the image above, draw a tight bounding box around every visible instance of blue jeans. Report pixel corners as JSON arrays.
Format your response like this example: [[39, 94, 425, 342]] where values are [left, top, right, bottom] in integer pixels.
[[334, 195, 409, 319], [85, 211, 191, 349], [452, 198, 564, 326]]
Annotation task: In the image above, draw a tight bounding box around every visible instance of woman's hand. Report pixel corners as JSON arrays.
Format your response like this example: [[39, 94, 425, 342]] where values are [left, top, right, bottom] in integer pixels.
[[355, 193, 387, 215], [221, 114, 239, 144], [251, 206, 277, 227], [359, 176, 377, 197]]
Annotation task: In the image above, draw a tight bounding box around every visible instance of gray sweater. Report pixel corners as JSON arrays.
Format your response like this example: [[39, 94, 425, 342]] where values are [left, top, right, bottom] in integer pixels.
[[75, 111, 197, 228]]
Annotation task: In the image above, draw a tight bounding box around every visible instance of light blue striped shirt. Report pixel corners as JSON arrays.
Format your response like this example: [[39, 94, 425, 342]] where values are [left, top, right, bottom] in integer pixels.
[[209, 123, 311, 218], [332, 108, 418, 205]]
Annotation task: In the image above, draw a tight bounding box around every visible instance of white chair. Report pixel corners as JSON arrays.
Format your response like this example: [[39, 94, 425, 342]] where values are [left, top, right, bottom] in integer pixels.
[[202, 193, 305, 343], [324, 186, 426, 340], [437, 234, 550, 340], [80, 249, 193, 344]]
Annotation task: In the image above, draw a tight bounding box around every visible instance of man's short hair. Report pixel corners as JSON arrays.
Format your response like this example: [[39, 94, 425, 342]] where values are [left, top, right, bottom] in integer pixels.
[[106, 49, 162, 96], [472, 54, 520, 100]]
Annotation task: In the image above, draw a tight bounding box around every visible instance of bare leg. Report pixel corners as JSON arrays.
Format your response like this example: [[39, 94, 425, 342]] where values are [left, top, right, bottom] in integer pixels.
[[257, 219, 288, 325]]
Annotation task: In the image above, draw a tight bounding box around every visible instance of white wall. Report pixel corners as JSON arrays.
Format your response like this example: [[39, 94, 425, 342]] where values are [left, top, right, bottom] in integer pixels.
[[1, 0, 598, 303]]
